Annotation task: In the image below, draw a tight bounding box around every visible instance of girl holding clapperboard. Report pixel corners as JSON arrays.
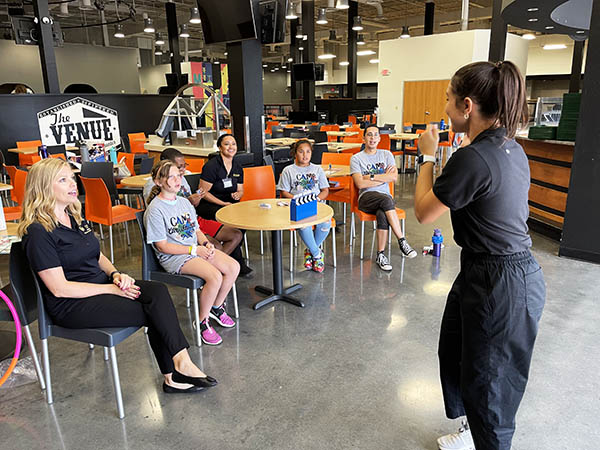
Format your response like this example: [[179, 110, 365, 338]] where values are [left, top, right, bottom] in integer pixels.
[[277, 139, 330, 273]]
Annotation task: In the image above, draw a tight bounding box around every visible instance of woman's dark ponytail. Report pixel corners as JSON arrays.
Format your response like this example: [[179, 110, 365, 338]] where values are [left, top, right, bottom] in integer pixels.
[[450, 60, 528, 139]]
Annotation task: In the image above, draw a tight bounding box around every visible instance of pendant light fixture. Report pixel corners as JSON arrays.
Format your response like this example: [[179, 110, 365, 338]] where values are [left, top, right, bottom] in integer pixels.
[[179, 24, 190, 38], [357, 34, 365, 45], [316, 8, 328, 25], [57, 2, 69, 17], [114, 24, 125, 38], [329, 29, 337, 41], [286, 2, 298, 19], [154, 46, 163, 56], [143, 14, 155, 33], [318, 41, 336, 59], [79, 0, 95, 11], [336, 0, 349, 10], [296, 26, 304, 39], [155, 32, 165, 45], [400, 26, 410, 39], [189, 7, 201, 24], [352, 16, 363, 31]]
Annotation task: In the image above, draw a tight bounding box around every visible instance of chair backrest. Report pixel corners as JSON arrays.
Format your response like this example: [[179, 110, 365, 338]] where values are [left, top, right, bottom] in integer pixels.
[[350, 181, 394, 214], [128, 132, 146, 142], [81, 162, 117, 200], [12, 169, 27, 204], [185, 173, 201, 192], [308, 131, 328, 143], [46, 144, 66, 155], [139, 156, 155, 174], [8, 243, 40, 326], [271, 130, 284, 138], [311, 143, 327, 164], [263, 154, 275, 175], [117, 152, 136, 176], [185, 158, 205, 173], [269, 147, 292, 161], [129, 140, 147, 154], [17, 140, 42, 149], [322, 152, 352, 165], [341, 146, 362, 154], [343, 134, 363, 144], [80, 177, 113, 225], [283, 128, 293, 137], [135, 211, 163, 280], [378, 134, 391, 150], [241, 166, 276, 200], [348, 115, 357, 125]]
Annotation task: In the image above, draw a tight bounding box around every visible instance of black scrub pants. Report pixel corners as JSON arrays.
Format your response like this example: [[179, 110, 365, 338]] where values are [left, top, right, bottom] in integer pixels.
[[438, 250, 545, 450], [51, 280, 189, 375]]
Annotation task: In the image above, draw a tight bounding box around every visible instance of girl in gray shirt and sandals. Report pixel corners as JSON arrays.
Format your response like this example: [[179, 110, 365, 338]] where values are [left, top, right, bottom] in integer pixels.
[[144, 160, 240, 346]]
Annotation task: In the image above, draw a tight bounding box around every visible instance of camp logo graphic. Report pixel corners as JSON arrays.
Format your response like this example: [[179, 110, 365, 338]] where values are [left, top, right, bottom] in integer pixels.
[[295, 173, 317, 191], [37, 97, 121, 147], [365, 162, 386, 175], [167, 213, 196, 240]]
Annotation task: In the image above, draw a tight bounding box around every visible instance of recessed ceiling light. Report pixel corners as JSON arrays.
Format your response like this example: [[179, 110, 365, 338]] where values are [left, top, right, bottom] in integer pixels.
[[576, 30, 585, 34], [545, 26, 554, 30], [356, 49, 376, 56], [527, 8, 539, 12], [339, 61, 349, 66], [543, 44, 567, 50], [299, 46, 304, 51], [288, 57, 293, 62], [528, 18, 538, 22], [369, 59, 379, 64], [263, 64, 268, 67], [522, 33, 536, 40]]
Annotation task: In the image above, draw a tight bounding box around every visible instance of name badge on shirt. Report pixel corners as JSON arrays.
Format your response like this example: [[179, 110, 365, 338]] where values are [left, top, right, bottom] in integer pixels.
[[222, 178, 233, 188], [79, 222, 93, 234]]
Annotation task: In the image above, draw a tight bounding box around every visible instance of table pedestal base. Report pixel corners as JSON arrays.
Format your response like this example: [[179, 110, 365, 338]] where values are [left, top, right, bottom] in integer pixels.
[[253, 284, 304, 310]]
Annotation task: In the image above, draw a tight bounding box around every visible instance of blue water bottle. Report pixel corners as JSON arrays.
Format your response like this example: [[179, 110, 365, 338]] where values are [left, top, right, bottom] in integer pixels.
[[432, 229, 443, 257], [439, 119, 445, 130], [109, 146, 117, 164], [38, 144, 48, 159]]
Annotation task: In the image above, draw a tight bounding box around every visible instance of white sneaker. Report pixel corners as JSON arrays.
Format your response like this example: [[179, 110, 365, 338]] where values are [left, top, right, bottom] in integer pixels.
[[437, 422, 475, 450], [376, 252, 393, 271]]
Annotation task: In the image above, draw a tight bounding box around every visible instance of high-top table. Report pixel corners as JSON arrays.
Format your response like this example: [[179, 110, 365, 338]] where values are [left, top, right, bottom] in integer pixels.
[[216, 199, 333, 310]]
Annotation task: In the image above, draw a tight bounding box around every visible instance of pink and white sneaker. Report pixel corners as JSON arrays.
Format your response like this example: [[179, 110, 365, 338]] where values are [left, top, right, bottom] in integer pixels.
[[199, 319, 222, 345], [209, 305, 236, 328]]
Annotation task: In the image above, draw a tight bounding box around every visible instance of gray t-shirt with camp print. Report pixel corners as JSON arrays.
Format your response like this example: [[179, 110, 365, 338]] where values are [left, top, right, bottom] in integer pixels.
[[350, 149, 395, 198], [277, 163, 329, 195]]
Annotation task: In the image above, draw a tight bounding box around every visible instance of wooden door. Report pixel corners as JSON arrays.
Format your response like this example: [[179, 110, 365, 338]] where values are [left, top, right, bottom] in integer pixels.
[[403, 80, 450, 125]]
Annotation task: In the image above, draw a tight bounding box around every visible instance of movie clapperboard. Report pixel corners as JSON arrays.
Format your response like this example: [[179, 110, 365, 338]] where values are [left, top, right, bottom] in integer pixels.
[[290, 192, 319, 222]]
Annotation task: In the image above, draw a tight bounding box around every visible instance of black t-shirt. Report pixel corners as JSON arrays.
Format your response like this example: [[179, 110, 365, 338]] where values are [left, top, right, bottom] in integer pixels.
[[200, 154, 244, 203], [433, 127, 532, 255], [22, 216, 109, 319]]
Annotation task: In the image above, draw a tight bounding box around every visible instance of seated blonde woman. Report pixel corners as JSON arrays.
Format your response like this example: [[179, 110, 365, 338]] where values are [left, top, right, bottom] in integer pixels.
[[19, 158, 215, 394]]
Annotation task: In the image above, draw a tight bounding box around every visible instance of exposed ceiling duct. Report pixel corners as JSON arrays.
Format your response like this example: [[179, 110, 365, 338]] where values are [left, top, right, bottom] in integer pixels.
[[357, 0, 383, 17]]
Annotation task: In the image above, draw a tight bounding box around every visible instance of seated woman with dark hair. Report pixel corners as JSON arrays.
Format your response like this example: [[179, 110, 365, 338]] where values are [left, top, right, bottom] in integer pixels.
[[19, 158, 216, 394]]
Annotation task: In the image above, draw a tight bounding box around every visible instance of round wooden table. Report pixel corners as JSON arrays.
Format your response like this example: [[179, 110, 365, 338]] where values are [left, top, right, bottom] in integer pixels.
[[216, 198, 333, 310], [119, 174, 153, 188]]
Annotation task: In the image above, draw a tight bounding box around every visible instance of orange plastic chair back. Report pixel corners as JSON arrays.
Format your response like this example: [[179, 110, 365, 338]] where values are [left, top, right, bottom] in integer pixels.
[[128, 132, 146, 142], [343, 134, 363, 144], [118, 152, 136, 176], [4, 165, 18, 202], [341, 146, 362, 154], [130, 140, 147, 154], [19, 154, 42, 166], [348, 115, 357, 125], [12, 169, 27, 205], [350, 181, 395, 215], [80, 177, 113, 225], [16, 140, 42, 149], [49, 153, 66, 160], [378, 134, 391, 150], [186, 158, 205, 173], [322, 152, 352, 166], [241, 166, 276, 201]]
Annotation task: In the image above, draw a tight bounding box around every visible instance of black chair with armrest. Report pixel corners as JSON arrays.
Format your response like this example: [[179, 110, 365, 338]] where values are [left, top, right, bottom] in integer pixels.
[[308, 131, 328, 143], [311, 143, 327, 164], [139, 156, 155, 174], [10, 243, 139, 419]]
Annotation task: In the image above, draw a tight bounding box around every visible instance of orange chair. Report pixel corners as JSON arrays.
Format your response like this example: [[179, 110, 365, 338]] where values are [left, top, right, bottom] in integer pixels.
[[350, 181, 406, 260], [3, 168, 27, 221], [127, 132, 146, 142], [378, 134, 391, 151], [322, 153, 353, 221], [341, 146, 362, 154], [266, 121, 279, 135], [128, 133, 148, 154], [117, 152, 136, 176], [186, 158, 205, 173], [342, 134, 363, 144], [80, 177, 140, 263], [320, 124, 340, 142], [17, 140, 43, 166], [348, 115, 357, 125], [241, 165, 276, 256], [437, 130, 455, 167]]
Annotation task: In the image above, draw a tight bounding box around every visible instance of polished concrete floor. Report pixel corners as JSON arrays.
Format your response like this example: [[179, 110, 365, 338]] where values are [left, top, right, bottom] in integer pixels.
[[1, 174, 599, 450]]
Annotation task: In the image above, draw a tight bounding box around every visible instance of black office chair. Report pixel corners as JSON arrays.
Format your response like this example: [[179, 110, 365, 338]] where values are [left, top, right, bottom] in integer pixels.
[[81, 162, 118, 202], [271, 130, 284, 138], [307, 125, 320, 132], [135, 212, 239, 347], [184, 173, 201, 192], [308, 131, 328, 143], [282, 128, 293, 138], [139, 157, 155, 174], [290, 132, 307, 139], [4, 248, 46, 392], [46, 144, 67, 156], [10, 243, 139, 419], [311, 143, 327, 164]]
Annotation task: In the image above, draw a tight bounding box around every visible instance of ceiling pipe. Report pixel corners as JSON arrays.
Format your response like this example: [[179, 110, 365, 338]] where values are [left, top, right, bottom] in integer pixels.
[[356, 0, 383, 17], [461, 0, 469, 31]]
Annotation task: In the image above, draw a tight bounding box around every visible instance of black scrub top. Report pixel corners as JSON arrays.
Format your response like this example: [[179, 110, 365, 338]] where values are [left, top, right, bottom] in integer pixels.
[[432, 127, 532, 255], [22, 216, 109, 320], [200, 154, 244, 203]]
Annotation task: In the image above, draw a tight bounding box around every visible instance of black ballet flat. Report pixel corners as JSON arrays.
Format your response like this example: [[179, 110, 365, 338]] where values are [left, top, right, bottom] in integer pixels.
[[162, 382, 206, 394], [172, 369, 218, 388]]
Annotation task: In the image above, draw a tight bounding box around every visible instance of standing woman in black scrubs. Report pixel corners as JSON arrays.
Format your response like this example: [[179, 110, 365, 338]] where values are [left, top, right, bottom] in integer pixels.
[[18, 158, 217, 394], [198, 134, 252, 275], [414, 61, 546, 450]]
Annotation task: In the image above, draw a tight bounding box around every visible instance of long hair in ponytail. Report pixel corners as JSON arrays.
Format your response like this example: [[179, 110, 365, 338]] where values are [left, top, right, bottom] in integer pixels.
[[147, 159, 177, 204], [450, 60, 528, 139]]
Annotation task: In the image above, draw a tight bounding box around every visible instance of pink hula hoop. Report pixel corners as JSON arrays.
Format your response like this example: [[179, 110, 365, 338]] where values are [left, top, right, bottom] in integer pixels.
[[0, 289, 22, 387]]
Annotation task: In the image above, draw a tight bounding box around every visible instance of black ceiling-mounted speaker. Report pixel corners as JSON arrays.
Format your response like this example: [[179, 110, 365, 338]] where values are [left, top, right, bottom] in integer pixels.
[[259, 0, 287, 44], [212, 63, 222, 90]]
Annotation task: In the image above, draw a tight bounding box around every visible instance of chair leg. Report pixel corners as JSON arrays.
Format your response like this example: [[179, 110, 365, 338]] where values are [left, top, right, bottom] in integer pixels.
[[124, 220, 131, 246], [294, 230, 298, 247], [260, 231, 264, 255], [243, 234, 249, 260], [401, 218, 405, 236], [41, 338, 53, 405], [232, 283, 239, 319], [289, 230, 293, 273], [108, 346, 125, 419], [103, 347, 109, 361], [331, 226, 337, 267], [109, 225, 114, 263], [192, 289, 201, 347], [99, 224, 104, 240], [343, 203, 346, 220], [186, 289, 190, 308], [360, 221, 365, 260], [23, 325, 45, 391], [388, 226, 392, 260]]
